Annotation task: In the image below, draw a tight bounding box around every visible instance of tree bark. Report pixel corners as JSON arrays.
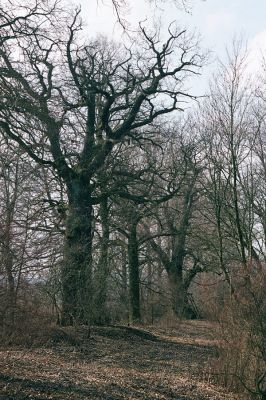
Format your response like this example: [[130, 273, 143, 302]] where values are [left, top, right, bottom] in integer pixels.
[[93, 196, 109, 324], [128, 221, 141, 324], [167, 268, 186, 316], [60, 180, 93, 326], [2, 191, 16, 329], [4, 237, 16, 328]]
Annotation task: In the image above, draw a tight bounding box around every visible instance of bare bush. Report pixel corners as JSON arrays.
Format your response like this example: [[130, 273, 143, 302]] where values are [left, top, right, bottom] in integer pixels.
[[212, 267, 266, 400]]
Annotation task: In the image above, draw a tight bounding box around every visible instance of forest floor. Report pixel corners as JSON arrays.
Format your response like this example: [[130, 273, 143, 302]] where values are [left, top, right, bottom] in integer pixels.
[[0, 320, 241, 400]]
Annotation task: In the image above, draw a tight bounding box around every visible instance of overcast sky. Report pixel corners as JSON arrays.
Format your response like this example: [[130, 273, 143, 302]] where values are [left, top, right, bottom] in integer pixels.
[[71, 0, 266, 94]]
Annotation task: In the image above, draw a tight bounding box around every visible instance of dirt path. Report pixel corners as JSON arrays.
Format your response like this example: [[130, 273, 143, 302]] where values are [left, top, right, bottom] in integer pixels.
[[0, 321, 238, 400]]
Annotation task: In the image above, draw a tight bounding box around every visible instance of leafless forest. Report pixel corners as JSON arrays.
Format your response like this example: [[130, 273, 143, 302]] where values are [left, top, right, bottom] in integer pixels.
[[0, 0, 265, 399]]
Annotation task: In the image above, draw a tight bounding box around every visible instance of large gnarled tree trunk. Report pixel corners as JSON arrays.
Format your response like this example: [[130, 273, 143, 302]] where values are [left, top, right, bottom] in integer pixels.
[[93, 196, 110, 324], [61, 181, 93, 326]]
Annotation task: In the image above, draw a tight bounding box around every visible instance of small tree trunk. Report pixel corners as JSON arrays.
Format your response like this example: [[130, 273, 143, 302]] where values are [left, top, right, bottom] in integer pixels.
[[61, 182, 93, 326], [5, 251, 16, 328], [3, 216, 16, 328], [128, 221, 141, 324], [121, 247, 128, 322]]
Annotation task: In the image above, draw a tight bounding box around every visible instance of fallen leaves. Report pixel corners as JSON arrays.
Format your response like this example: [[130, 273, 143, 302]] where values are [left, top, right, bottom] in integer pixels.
[[0, 321, 239, 399]]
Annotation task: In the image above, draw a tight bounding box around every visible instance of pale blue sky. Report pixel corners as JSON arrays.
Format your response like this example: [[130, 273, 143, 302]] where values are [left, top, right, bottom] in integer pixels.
[[72, 0, 266, 94], [187, 0, 266, 63]]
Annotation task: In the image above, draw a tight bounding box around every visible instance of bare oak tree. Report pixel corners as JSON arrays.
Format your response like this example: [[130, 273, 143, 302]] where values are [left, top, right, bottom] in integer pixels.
[[0, 0, 203, 325]]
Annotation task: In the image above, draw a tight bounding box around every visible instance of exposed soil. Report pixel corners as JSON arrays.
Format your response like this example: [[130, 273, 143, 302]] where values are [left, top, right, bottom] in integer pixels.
[[0, 320, 239, 400]]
